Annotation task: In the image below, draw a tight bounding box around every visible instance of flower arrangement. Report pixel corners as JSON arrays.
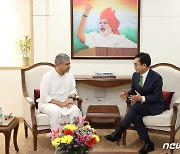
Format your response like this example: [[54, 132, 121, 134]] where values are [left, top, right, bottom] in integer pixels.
[[47, 116, 100, 154]]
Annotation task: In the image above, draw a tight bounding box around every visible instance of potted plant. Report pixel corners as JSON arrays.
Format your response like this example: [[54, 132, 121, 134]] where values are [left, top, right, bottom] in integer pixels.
[[17, 35, 31, 66]]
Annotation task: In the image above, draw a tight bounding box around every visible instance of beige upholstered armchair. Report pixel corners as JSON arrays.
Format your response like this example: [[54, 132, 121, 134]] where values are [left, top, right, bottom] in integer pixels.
[[21, 62, 83, 151], [122, 63, 180, 153]]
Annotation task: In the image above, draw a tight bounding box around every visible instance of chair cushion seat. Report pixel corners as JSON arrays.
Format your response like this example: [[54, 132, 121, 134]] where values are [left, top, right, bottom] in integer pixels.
[[36, 113, 50, 126], [143, 109, 173, 127], [36, 112, 70, 126]]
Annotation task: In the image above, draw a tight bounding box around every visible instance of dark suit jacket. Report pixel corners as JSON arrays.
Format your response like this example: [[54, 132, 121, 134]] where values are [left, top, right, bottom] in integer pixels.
[[128, 69, 165, 115]]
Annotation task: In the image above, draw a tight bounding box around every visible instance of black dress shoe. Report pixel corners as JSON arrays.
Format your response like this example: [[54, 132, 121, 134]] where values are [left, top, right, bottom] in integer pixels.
[[139, 141, 155, 154], [105, 131, 122, 142]]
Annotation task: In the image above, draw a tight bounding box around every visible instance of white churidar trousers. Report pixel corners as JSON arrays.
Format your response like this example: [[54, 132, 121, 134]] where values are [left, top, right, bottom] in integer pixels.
[[39, 103, 82, 129]]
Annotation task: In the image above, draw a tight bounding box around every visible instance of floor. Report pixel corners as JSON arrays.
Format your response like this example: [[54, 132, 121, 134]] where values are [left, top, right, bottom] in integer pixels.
[[0, 118, 179, 154]]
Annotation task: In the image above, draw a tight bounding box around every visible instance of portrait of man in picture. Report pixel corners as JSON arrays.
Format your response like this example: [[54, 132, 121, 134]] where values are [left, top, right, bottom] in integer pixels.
[[77, 4, 137, 48], [72, 0, 139, 58]]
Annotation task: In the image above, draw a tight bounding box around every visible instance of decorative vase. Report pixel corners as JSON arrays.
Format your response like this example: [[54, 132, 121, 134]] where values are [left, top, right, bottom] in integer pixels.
[[22, 57, 29, 66], [55, 151, 89, 154], [55, 148, 89, 154]]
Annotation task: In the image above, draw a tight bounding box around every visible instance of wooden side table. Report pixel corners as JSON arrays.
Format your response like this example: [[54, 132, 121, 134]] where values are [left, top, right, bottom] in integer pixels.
[[0, 117, 19, 154], [85, 105, 121, 145]]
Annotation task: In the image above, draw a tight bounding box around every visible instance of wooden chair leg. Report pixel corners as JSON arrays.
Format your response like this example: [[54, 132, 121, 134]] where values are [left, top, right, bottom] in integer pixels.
[[122, 130, 127, 145], [170, 130, 175, 154], [33, 133, 37, 151], [115, 118, 120, 130], [115, 118, 121, 146], [24, 121, 28, 138]]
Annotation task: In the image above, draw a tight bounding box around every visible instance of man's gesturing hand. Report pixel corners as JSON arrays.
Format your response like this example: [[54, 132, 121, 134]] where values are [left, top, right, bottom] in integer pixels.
[[129, 90, 143, 103]]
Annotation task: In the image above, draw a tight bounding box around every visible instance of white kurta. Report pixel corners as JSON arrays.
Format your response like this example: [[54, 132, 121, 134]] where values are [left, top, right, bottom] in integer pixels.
[[38, 69, 81, 129], [85, 31, 137, 48]]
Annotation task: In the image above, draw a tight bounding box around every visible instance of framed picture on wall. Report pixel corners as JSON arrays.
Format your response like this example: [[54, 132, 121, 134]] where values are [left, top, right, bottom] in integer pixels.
[[71, 0, 141, 59]]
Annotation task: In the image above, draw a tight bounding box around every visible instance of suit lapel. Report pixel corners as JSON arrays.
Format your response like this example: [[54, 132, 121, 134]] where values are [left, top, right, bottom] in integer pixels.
[[142, 69, 153, 90]]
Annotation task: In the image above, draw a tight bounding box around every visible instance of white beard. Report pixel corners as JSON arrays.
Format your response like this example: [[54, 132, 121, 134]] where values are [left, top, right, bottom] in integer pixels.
[[100, 27, 112, 36]]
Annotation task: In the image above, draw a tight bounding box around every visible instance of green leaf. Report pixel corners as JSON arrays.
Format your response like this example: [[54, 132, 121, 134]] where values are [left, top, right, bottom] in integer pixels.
[[17, 35, 31, 57]]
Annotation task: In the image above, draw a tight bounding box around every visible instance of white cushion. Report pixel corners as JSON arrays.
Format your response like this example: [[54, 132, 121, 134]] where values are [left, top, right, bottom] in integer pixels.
[[37, 125, 51, 131], [153, 66, 180, 107], [36, 112, 70, 126], [146, 126, 170, 131], [36, 113, 50, 126], [143, 109, 173, 127], [25, 65, 54, 99]]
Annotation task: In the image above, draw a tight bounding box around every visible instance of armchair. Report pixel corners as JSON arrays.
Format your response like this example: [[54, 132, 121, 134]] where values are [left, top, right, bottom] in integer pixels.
[[122, 63, 180, 154], [21, 62, 83, 151]]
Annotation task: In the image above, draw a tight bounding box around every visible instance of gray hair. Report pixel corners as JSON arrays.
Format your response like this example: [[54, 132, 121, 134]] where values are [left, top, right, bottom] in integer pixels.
[[55, 53, 70, 66]]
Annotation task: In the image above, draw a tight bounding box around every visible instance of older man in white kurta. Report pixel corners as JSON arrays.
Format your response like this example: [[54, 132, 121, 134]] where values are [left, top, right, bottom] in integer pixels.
[[38, 68, 81, 129]]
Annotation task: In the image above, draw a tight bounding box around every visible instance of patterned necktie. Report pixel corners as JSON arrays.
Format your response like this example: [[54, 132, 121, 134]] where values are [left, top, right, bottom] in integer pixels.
[[139, 75, 143, 88]]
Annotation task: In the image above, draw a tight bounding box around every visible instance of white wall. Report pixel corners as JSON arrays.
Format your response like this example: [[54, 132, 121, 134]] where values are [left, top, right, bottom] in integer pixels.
[[33, 0, 180, 74], [140, 0, 180, 65], [0, 0, 30, 116], [0, 0, 30, 66], [0, 0, 180, 117], [0, 70, 23, 116]]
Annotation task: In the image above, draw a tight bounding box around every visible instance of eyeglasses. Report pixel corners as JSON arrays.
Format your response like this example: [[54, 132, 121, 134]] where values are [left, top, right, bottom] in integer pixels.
[[99, 21, 109, 25], [134, 63, 142, 67], [4, 113, 13, 120]]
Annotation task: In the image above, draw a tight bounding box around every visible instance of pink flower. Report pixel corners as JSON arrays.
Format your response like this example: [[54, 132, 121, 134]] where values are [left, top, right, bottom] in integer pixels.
[[78, 133, 90, 145], [47, 116, 100, 152], [47, 128, 60, 139], [75, 115, 88, 127]]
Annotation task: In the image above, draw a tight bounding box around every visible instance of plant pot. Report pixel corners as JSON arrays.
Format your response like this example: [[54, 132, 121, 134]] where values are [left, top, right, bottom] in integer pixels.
[[22, 57, 29, 66]]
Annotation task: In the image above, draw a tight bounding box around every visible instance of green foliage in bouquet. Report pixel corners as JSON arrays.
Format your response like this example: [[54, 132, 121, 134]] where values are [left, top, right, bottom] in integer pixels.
[[47, 116, 100, 154]]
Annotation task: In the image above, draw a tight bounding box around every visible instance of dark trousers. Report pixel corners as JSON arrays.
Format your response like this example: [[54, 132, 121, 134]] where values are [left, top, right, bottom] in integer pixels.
[[121, 102, 151, 141]]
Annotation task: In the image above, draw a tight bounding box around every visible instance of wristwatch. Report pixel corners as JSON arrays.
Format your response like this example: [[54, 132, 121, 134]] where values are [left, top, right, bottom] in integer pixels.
[[68, 96, 76, 101]]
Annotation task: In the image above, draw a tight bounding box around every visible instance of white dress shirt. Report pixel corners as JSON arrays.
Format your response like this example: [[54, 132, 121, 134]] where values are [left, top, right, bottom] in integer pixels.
[[40, 69, 77, 104], [141, 69, 149, 103], [39, 69, 79, 116]]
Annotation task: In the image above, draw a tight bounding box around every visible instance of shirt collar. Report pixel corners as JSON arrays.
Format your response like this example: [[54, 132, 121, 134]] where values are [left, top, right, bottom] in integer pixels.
[[141, 69, 149, 79], [53, 69, 66, 78]]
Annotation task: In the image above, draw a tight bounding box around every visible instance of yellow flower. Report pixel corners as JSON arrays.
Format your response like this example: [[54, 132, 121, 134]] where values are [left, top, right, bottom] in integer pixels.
[[85, 124, 91, 129], [52, 137, 61, 147], [63, 124, 77, 131], [60, 135, 73, 144], [85, 124, 95, 132], [93, 134, 100, 142], [91, 128, 95, 132]]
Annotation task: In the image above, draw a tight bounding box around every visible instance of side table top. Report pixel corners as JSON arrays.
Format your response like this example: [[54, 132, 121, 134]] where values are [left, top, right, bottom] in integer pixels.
[[0, 116, 15, 127]]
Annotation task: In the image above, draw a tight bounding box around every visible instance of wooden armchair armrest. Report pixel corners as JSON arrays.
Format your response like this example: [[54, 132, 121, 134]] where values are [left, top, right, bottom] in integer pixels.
[[170, 98, 180, 130], [25, 97, 37, 128], [26, 97, 36, 108], [173, 103, 180, 109], [126, 98, 131, 113], [175, 98, 180, 104], [75, 96, 83, 112]]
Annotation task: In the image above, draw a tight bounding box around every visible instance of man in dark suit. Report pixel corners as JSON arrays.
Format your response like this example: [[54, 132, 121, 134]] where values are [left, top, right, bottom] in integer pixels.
[[105, 52, 165, 154]]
